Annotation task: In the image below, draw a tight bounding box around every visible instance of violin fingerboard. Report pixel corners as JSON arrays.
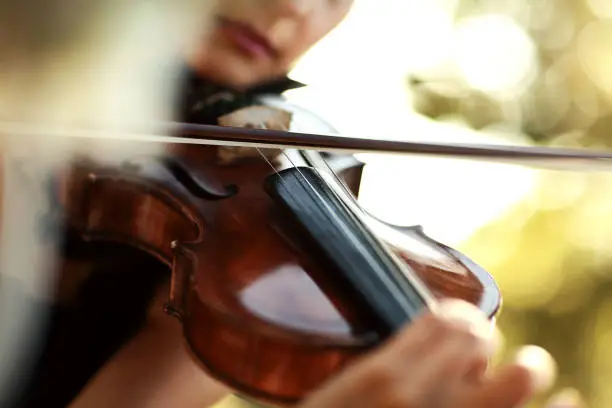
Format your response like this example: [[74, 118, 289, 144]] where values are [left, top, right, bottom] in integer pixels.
[[264, 166, 430, 337]]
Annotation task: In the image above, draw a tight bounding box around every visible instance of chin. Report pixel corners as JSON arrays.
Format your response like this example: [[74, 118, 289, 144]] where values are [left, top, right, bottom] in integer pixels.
[[211, 70, 260, 90], [197, 46, 276, 90]]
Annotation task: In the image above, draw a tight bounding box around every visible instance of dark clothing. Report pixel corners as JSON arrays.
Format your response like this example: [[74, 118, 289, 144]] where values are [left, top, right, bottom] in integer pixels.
[[12, 241, 168, 408], [12, 69, 303, 408], [178, 69, 304, 125]]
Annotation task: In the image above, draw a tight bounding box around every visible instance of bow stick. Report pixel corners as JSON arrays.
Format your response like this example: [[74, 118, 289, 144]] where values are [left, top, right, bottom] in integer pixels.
[[2, 120, 612, 172]]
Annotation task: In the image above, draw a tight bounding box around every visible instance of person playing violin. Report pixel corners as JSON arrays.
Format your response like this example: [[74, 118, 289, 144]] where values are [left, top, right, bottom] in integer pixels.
[[18, 1, 580, 408]]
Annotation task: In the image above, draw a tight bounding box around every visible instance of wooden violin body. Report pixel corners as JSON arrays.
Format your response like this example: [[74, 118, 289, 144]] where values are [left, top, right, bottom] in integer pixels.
[[52, 136, 501, 404]]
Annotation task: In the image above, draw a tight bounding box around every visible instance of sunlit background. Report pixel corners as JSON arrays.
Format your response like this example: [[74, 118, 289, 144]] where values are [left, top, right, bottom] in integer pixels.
[[13, 0, 610, 406], [286, 0, 612, 407]]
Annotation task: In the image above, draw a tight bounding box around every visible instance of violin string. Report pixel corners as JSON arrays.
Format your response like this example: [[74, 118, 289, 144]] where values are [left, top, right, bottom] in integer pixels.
[[250, 120, 374, 245], [310, 152, 445, 303], [253, 123, 437, 311], [252, 121, 322, 200], [311, 151, 362, 210], [252, 121, 286, 183], [255, 147, 286, 182], [252, 120, 349, 237], [251, 122, 320, 209]]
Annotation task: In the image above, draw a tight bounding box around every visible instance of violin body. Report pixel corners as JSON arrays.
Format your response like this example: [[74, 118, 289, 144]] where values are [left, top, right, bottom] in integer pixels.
[[53, 136, 500, 404]]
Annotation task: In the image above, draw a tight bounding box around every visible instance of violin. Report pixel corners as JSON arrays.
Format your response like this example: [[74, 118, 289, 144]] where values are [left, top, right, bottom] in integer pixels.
[[45, 104, 612, 405]]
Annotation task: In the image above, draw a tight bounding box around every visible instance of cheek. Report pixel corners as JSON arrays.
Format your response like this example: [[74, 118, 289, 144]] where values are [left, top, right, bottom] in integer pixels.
[[215, 0, 261, 23], [280, 33, 319, 66], [284, 14, 349, 61]]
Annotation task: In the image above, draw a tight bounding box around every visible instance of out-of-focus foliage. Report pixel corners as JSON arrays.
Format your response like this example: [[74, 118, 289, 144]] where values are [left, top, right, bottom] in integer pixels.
[[411, 0, 612, 146], [408, 1, 612, 407]]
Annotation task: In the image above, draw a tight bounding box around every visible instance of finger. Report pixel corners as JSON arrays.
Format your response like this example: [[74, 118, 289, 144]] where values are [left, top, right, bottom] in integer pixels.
[[347, 313, 469, 402], [381, 312, 454, 360], [466, 363, 536, 408], [326, 312, 445, 397], [464, 356, 490, 384], [513, 345, 557, 393], [348, 327, 496, 408], [384, 298, 499, 356], [466, 345, 557, 408], [352, 299, 502, 402], [379, 299, 500, 380], [433, 299, 502, 383], [545, 388, 586, 408], [400, 337, 489, 408], [415, 326, 490, 389], [380, 306, 494, 404], [434, 298, 502, 356]]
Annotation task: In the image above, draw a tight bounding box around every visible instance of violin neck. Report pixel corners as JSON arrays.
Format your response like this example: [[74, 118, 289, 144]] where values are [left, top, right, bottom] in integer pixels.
[[264, 166, 434, 338]]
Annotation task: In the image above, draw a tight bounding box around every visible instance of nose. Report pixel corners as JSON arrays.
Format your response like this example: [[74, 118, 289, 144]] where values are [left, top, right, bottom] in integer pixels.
[[270, 0, 315, 19]]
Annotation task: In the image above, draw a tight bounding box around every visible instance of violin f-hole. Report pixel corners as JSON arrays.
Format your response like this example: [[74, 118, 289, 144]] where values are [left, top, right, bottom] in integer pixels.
[[156, 157, 238, 200]]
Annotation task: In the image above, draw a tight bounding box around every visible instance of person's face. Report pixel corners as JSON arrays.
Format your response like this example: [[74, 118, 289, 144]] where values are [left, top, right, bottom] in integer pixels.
[[190, 0, 354, 89]]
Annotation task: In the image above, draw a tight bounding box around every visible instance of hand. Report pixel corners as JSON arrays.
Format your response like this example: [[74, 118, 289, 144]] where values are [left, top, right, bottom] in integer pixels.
[[298, 299, 556, 408]]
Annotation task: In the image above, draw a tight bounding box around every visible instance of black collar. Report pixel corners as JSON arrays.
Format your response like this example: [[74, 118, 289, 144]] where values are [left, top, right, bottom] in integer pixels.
[[179, 70, 306, 125], [244, 76, 305, 96]]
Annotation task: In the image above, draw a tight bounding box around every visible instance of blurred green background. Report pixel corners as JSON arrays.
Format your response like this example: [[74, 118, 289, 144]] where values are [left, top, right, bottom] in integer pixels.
[[418, 1, 612, 407], [218, 0, 612, 407]]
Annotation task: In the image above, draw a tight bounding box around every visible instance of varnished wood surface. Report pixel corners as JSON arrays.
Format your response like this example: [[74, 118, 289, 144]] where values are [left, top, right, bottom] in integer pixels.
[[8, 133, 501, 406]]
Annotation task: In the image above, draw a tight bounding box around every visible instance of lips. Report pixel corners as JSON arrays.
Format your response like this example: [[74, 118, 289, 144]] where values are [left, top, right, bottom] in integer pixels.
[[217, 18, 277, 60]]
